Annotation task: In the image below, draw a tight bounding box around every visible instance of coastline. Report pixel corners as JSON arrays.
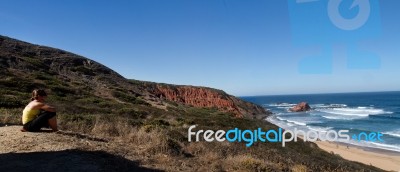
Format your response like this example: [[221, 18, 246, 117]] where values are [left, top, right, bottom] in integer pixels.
[[315, 140, 400, 171]]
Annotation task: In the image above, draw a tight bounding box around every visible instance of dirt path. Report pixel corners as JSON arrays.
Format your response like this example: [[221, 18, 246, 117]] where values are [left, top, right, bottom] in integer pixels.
[[0, 126, 161, 172]]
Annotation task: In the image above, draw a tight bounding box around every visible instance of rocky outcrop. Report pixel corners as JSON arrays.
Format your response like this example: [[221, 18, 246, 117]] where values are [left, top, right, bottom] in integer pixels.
[[290, 102, 311, 112], [142, 83, 269, 119]]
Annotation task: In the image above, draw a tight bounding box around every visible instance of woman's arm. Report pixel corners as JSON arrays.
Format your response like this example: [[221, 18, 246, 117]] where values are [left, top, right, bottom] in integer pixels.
[[39, 103, 57, 112]]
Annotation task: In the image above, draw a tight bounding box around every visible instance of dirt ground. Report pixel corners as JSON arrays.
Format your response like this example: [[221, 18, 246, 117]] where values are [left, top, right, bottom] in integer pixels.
[[0, 125, 161, 172]]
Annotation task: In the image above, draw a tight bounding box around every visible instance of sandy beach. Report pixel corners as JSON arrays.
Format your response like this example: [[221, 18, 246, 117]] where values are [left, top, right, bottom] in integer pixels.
[[315, 141, 400, 171]]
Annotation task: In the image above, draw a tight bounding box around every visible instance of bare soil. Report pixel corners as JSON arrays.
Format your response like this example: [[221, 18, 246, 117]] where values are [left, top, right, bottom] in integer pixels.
[[0, 125, 162, 172]]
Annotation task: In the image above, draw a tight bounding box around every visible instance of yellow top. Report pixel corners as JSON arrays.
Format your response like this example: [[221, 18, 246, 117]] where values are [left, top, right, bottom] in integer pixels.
[[22, 108, 40, 124]]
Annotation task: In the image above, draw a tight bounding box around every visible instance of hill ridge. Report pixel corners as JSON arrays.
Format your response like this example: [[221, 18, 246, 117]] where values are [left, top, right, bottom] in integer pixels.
[[0, 34, 268, 118]]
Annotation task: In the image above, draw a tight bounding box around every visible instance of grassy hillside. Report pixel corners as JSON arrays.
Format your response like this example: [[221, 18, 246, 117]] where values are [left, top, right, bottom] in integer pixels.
[[0, 35, 383, 171]]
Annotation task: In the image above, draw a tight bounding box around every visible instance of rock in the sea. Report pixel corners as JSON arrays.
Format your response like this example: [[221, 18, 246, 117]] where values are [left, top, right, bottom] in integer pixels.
[[290, 102, 311, 112]]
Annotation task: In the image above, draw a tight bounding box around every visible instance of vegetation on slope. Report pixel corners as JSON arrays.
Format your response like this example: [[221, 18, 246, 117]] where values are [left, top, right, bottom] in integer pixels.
[[0, 35, 383, 171]]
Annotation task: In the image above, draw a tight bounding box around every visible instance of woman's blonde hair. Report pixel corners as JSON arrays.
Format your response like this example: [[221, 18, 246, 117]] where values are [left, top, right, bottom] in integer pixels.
[[31, 89, 47, 101]]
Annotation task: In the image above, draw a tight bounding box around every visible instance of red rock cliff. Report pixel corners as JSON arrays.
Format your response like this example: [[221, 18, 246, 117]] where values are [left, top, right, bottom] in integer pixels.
[[150, 84, 269, 119]]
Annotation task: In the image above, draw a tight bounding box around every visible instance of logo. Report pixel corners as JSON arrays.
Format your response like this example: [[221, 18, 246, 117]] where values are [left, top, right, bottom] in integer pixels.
[[188, 125, 384, 147], [288, 0, 381, 73], [328, 0, 371, 31]]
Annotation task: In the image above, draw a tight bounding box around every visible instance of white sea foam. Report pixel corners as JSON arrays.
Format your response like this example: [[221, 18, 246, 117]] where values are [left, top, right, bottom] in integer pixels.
[[277, 107, 290, 109], [276, 116, 285, 121], [286, 119, 307, 126], [266, 117, 289, 129], [383, 130, 400, 138], [268, 103, 296, 107], [307, 126, 332, 132], [318, 109, 369, 117], [272, 116, 307, 126], [329, 138, 400, 153], [321, 115, 356, 120], [333, 104, 347, 107], [316, 107, 391, 117], [313, 104, 347, 108], [357, 141, 400, 153]]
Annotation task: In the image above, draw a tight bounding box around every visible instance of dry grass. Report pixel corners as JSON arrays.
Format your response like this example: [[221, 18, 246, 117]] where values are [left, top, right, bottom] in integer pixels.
[[184, 142, 224, 170], [291, 164, 308, 172], [225, 154, 269, 172], [0, 108, 21, 125], [91, 116, 180, 157], [125, 127, 170, 156], [0, 108, 385, 172], [91, 116, 131, 137]]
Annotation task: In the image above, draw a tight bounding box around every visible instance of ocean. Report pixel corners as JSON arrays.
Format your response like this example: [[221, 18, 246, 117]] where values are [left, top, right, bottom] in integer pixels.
[[242, 91, 400, 153]]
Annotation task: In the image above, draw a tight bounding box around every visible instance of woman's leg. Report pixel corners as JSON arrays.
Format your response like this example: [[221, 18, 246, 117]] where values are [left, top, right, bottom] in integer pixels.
[[24, 111, 57, 132], [48, 116, 58, 131]]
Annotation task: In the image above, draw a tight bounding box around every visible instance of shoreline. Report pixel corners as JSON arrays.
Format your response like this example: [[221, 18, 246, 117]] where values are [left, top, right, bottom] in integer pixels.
[[315, 140, 400, 171], [265, 116, 400, 171]]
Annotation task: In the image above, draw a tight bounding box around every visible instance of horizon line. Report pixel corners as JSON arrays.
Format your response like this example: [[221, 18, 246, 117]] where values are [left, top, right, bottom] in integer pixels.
[[240, 90, 400, 97]]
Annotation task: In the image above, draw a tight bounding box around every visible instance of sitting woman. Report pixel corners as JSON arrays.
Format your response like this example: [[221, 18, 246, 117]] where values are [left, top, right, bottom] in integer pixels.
[[21, 89, 58, 132]]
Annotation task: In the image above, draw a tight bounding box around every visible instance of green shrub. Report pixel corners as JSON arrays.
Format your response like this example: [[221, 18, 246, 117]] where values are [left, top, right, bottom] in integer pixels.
[[76, 97, 102, 104], [116, 108, 148, 119], [24, 57, 48, 69], [71, 66, 95, 76], [51, 85, 75, 97], [112, 91, 137, 102], [145, 119, 170, 127], [0, 97, 25, 108], [98, 101, 114, 108], [0, 77, 45, 92], [111, 91, 149, 105], [34, 73, 54, 81]]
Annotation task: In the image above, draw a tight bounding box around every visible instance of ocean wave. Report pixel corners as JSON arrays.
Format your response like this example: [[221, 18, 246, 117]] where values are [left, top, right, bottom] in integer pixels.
[[287, 123, 295, 126], [276, 116, 285, 121], [312, 103, 347, 108], [369, 115, 400, 120], [307, 126, 332, 132], [360, 141, 400, 153], [321, 115, 356, 120], [316, 107, 391, 117], [317, 109, 369, 117], [274, 116, 307, 126], [277, 107, 290, 109], [336, 139, 400, 153], [286, 120, 307, 126], [265, 117, 290, 129], [267, 103, 297, 107], [383, 130, 400, 138]]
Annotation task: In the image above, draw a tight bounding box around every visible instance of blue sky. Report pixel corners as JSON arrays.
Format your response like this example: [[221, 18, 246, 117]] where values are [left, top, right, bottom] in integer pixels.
[[1, 0, 399, 96]]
